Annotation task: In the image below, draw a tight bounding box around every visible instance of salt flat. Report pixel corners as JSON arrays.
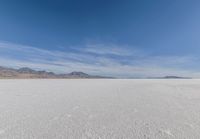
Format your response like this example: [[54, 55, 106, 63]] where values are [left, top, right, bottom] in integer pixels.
[[0, 79, 200, 139]]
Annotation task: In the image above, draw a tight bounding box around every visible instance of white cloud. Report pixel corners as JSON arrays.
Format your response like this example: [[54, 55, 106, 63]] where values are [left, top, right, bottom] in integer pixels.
[[0, 41, 200, 78], [74, 43, 140, 56]]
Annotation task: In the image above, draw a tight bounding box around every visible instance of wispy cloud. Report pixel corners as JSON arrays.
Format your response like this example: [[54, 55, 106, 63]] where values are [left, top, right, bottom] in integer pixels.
[[75, 43, 137, 56], [0, 41, 200, 78]]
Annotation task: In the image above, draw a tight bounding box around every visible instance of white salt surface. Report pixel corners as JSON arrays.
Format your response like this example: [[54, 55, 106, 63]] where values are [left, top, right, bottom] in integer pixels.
[[0, 79, 200, 139]]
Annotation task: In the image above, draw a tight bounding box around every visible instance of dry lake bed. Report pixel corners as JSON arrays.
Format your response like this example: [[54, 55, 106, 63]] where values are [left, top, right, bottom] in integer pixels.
[[0, 79, 200, 139]]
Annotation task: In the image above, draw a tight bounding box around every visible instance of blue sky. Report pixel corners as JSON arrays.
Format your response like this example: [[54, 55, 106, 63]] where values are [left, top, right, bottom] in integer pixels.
[[0, 0, 200, 77]]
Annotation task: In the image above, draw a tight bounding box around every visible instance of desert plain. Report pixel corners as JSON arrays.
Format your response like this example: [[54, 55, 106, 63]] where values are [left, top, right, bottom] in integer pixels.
[[0, 79, 200, 139]]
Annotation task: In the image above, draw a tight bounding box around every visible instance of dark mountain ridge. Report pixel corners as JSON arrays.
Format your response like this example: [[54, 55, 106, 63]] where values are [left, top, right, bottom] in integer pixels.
[[147, 76, 191, 79], [0, 66, 110, 79]]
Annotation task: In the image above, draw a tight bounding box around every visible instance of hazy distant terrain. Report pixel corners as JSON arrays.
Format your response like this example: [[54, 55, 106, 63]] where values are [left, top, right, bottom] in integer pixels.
[[0, 66, 109, 79], [0, 79, 200, 139]]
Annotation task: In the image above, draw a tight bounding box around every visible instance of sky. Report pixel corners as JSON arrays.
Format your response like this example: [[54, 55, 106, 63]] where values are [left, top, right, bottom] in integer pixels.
[[0, 0, 200, 78]]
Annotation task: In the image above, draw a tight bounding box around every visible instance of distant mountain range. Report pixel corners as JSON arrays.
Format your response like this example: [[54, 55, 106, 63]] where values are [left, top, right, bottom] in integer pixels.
[[0, 66, 111, 79], [162, 76, 191, 79], [147, 76, 191, 79], [0, 66, 191, 79]]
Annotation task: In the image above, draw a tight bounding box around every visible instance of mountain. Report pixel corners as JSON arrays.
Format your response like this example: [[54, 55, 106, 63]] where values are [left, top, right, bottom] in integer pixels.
[[62, 71, 91, 78], [162, 76, 191, 79], [147, 76, 191, 79], [0, 66, 110, 79]]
